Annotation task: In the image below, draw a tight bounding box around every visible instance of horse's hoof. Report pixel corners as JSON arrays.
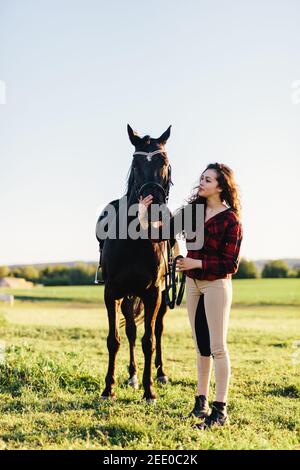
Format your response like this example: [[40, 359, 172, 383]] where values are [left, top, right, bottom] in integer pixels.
[[100, 395, 116, 401], [143, 397, 157, 405], [157, 375, 169, 385], [128, 375, 139, 389]]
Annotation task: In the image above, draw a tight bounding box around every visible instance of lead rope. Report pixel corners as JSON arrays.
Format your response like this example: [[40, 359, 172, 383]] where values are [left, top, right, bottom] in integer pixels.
[[162, 241, 186, 309]]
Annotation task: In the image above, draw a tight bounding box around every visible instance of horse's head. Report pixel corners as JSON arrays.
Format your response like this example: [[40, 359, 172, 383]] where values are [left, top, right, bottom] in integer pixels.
[[126, 124, 173, 207]]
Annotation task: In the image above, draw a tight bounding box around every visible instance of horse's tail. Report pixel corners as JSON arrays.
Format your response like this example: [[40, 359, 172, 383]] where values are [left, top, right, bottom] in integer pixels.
[[120, 295, 144, 328], [132, 296, 144, 325]]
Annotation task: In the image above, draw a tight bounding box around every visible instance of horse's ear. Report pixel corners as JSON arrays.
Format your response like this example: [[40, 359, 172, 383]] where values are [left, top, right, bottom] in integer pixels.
[[157, 125, 172, 145], [127, 124, 141, 146]]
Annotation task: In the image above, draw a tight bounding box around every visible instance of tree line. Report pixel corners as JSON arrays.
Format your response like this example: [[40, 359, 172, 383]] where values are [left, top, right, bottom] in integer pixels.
[[0, 263, 98, 286], [0, 259, 299, 285], [235, 259, 299, 279]]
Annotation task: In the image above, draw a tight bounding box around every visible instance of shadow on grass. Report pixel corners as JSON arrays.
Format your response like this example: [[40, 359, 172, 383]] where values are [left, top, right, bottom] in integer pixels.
[[103, 424, 145, 447], [0, 397, 112, 416], [266, 385, 300, 399], [1, 422, 145, 448], [0, 362, 101, 397]]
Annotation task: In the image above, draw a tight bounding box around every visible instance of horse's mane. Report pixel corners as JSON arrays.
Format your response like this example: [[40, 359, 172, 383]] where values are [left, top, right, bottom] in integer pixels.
[[125, 163, 135, 199]]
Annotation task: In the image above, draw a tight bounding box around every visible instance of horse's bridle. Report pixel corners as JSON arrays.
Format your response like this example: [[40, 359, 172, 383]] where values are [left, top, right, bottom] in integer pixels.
[[133, 149, 165, 161], [132, 149, 185, 308], [132, 149, 173, 203], [95, 148, 186, 306]]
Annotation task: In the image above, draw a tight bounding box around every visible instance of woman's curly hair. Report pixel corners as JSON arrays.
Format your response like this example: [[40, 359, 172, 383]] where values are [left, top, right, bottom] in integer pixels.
[[186, 163, 241, 220]]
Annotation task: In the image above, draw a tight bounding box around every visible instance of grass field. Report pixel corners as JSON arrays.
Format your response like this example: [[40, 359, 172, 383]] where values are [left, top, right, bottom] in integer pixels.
[[0, 279, 299, 450]]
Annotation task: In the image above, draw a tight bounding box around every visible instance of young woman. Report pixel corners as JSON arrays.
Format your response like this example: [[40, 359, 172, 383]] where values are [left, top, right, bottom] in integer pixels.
[[139, 163, 243, 429]]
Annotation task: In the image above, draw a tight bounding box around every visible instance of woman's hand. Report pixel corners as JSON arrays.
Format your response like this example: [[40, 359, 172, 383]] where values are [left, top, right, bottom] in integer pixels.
[[138, 195, 164, 229], [138, 195, 153, 228], [139, 194, 153, 206], [138, 195, 153, 214], [176, 257, 202, 271]]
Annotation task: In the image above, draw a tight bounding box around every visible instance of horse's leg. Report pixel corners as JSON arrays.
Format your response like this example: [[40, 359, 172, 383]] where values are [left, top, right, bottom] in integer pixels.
[[155, 289, 169, 384], [121, 296, 139, 389], [141, 286, 162, 402], [101, 285, 121, 399]]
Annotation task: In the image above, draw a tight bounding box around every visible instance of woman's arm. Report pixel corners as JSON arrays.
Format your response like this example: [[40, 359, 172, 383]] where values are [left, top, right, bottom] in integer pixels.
[[138, 195, 151, 230], [176, 257, 203, 271], [138, 195, 178, 234], [201, 221, 243, 276]]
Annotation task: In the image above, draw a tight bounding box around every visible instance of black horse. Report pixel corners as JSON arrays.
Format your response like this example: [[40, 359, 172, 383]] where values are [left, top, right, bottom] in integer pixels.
[[96, 124, 179, 402]]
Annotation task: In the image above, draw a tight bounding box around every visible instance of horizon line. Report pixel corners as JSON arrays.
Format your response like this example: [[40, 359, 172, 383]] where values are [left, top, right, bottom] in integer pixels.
[[2, 256, 300, 268]]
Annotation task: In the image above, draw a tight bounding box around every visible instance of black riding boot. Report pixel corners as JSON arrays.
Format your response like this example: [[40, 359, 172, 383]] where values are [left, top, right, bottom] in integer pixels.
[[195, 401, 229, 429], [188, 395, 210, 419]]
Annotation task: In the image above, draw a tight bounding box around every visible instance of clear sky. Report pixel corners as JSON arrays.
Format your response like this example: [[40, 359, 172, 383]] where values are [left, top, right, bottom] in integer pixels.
[[0, 0, 299, 265]]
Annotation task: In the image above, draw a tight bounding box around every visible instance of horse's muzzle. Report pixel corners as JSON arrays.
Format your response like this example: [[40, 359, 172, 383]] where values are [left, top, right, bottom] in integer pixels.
[[140, 182, 167, 205]]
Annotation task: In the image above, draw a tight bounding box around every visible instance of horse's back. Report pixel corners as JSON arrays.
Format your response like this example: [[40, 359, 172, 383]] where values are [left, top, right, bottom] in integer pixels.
[[96, 198, 120, 247]]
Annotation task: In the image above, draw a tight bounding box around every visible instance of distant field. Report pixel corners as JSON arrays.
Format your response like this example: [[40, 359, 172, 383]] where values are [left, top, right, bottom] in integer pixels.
[[2, 278, 300, 306], [0, 279, 299, 450]]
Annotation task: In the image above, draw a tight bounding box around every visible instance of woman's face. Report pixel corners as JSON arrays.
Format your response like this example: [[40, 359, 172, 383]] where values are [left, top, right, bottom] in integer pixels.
[[198, 169, 222, 198]]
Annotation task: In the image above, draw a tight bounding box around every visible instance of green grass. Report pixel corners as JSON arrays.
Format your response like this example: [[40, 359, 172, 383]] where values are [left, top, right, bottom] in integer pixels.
[[0, 285, 104, 304], [2, 278, 300, 306], [232, 279, 300, 306], [0, 279, 299, 450]]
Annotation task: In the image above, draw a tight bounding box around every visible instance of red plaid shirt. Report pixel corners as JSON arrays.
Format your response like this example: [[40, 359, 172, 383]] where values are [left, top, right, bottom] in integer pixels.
[[186, 208, 243, 281]]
